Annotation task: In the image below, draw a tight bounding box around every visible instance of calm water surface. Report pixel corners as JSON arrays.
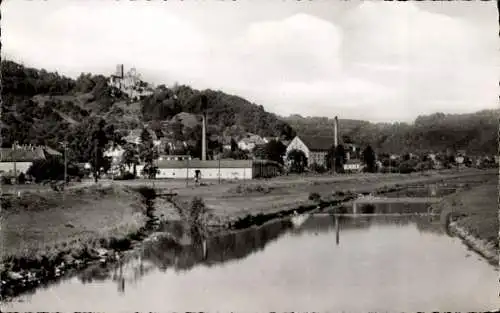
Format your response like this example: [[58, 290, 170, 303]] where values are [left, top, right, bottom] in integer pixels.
[[3, 214, 498, 312]]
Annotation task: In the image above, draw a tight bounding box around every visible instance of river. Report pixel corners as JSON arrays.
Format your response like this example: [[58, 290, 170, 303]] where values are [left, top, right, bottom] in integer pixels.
[[3, 212, 498, 312]]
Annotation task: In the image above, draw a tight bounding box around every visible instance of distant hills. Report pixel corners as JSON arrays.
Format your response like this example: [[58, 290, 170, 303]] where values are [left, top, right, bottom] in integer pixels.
[[282, 110, 498, 155], [1, 59, 497, 160]]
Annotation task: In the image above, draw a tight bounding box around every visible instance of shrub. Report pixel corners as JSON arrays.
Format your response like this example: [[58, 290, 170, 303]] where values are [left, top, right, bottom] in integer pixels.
[[175, 196, 210, 229], [310, 163, 327, 173], [136, 186, 156, 217], [1, 175, 12, 185], [114, 172, 136, 180], [27, 157, 64, 182], [17, 172, 26, 184], [308, 192, 321, 202]]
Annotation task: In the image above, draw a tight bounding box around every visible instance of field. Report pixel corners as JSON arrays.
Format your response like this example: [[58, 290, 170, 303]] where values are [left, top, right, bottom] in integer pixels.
[[447, 176, 498, 244], [1, 168, 496, 263], [1, 185, 146, 263]]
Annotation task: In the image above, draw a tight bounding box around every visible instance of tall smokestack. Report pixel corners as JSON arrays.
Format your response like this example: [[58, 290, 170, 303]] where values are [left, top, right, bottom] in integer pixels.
[[334, 116, 339, 148], [201, 95, 208, 161]]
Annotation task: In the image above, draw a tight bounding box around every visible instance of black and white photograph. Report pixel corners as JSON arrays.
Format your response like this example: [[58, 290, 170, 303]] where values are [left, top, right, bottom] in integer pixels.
[[1, 0, 499, 311]]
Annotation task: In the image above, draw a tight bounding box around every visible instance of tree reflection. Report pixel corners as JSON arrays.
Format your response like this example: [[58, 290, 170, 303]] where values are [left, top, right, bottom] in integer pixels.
[[142, 219, 293, 273]]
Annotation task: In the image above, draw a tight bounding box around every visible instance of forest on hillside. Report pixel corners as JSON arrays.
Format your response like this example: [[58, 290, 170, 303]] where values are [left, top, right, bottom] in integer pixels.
[[283, 110, 498, 155], [1, 60, 295, 162], [1, 59, 496, 163]]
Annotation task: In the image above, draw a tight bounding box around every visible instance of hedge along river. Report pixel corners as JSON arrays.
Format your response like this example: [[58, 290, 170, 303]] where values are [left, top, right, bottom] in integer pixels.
[[3, 213, 498, 312]]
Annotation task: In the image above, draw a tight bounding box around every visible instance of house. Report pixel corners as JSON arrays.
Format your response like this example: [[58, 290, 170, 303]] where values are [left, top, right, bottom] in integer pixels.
[[263, 137, 280, 144], [343, 159, 363, 173], [124, 128, 159, 146], [286, 136, 334, 167], [158, 154, 192, 161], [0, 145, 61, 175], [344, 143, 359, 160], [221, 136, 233, 151], [238, 134, 266, 151]]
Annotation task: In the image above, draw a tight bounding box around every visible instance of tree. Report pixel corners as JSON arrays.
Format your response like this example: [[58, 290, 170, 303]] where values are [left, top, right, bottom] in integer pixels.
[[265, 140, 287, 164], [88, 119, 111, 183], [139, 128, 158, 178], [27, 157, 65, 183], [326, 144, 346, 172], [362, 145, 376, 173], [171, 119, 184, 141], [122, 143, 139, 176], [230, 138, 238, 152], [255, 140, 287, 164], [221, 148, 249, 160], [287, 149, 308, 173]]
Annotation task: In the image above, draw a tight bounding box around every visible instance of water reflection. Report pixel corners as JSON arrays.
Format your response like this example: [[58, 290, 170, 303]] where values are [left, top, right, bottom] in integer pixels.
[[5, 212, 498, 312], [143, 219, 293, 273], [383, 185, 457, 198]]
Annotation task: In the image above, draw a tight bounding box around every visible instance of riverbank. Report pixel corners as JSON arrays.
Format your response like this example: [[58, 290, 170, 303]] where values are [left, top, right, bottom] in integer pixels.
[[1, 168, 496, 299], [0, 185, 162, 299], [432, 175, 499, 266]]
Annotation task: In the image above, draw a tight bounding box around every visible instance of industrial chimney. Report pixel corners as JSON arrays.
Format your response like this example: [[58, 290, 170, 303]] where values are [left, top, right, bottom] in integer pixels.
[[201, 95, 208, 161], [334, 116, 339, 148]]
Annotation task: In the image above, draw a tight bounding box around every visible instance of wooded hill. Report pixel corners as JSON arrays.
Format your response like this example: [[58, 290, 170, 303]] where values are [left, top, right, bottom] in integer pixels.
[[1, 60, 295, 161], [2, 59, 496, 160], [283, 109, 498, 155]]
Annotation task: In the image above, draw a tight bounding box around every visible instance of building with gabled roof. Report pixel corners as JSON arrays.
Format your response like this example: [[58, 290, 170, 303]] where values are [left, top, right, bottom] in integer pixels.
[[286, 135, 334, 167], [0, 145, 61, 175]]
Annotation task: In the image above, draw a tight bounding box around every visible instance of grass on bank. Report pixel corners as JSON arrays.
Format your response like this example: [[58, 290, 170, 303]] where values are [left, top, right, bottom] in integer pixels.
[[450, 180, 498, 245], [0, 185, 148, 266]]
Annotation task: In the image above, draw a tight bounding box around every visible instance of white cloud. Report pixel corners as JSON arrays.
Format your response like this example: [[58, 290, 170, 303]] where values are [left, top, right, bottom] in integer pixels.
[[1, 1, 497, 122]]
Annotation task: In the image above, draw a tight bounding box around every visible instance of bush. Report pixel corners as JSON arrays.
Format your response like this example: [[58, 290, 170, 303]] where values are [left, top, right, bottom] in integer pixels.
[[175, 196, 210, 229], [114, 172, 136, 180], [310, 163, 327, 173], [27, 157, 65, 182], [308, 192, 321, 202], [17, 172, 26, 184], [136, 186, 156, 217]]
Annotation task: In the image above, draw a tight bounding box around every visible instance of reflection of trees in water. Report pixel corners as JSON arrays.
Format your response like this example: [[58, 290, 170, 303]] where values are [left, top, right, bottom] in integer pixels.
[[414, 215, 445, 235], [142, 220, 293, 273], [294, 214, 445, 238], [76, 255, 156, 294]]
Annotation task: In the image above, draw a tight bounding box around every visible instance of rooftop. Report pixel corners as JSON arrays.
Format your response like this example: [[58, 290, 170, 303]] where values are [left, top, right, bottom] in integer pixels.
[[298, 135, 335, 152], [0, 145, 60, 162]]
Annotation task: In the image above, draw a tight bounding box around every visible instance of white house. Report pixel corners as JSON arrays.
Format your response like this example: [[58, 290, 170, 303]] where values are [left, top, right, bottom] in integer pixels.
[[238, 134, 266, 151], [343, 159, 363, 173], [0, 145, 61, 175], [124, 128, 159, 146], [286, 136, 334, 167]]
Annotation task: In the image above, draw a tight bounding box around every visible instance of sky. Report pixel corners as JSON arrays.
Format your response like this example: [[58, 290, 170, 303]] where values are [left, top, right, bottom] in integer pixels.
[[2, 0, 499, 123]]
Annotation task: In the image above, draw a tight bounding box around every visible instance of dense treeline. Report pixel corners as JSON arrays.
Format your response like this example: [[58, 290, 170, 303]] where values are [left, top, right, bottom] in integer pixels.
[[1, 60, 295, 159], [2, 59, 495, 165], [283, 111, 498, 155], [142, 85, 296, 140]]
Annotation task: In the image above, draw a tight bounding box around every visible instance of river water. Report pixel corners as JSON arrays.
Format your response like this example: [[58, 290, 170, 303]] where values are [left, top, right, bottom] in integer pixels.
[[3, 213, 498, 312]]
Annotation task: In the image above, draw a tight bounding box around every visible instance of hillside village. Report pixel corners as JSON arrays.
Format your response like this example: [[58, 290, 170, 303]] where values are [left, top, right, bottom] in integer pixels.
[[1, 61, 498, 186]]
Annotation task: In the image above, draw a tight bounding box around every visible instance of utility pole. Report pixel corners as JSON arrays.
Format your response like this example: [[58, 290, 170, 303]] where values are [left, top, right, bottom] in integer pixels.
[[61, 141, 68, 186], [94, 139, 98, 183], [13, 140, 18, 191], [186, 158, 189, 187]]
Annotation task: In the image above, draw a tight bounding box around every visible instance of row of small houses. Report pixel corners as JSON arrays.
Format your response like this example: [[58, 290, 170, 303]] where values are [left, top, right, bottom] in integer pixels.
[[0, 145, 282, 180]]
